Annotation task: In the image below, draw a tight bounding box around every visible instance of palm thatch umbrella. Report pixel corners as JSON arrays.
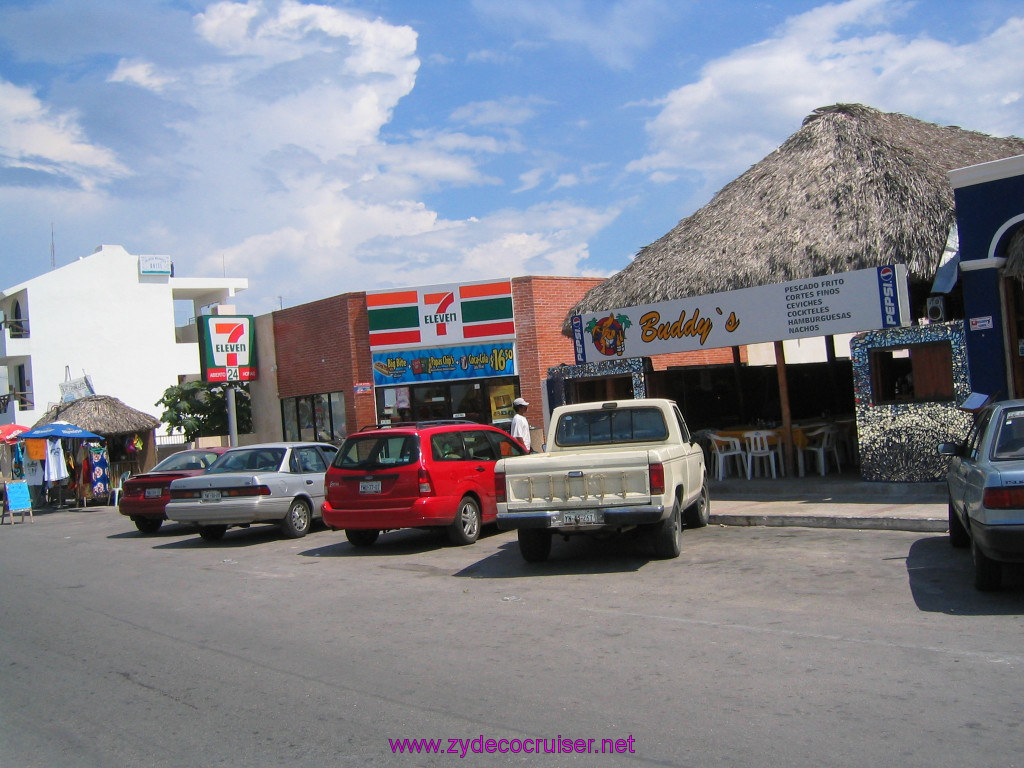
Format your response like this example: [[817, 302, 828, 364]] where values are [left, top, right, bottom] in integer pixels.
[[33, 395, 160, 435], [564, 103, 1024, 328]]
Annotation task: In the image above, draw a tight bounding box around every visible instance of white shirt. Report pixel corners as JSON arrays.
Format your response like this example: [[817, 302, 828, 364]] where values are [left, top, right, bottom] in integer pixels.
[[511, 412, 531, 451]]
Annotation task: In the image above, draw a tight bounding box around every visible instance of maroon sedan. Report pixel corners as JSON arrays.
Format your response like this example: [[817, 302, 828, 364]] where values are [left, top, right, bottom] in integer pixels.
[[118, 447, 229, 534]]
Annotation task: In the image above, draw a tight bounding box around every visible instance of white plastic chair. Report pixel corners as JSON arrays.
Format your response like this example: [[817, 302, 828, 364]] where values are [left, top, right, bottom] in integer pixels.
[[109, 471, 132, 506], [709, 433, 746, 481], [799, 426, 842, 477], [743, 431, 778, 479]]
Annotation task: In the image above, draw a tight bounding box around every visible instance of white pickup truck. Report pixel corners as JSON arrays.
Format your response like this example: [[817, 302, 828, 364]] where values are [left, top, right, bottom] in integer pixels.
[[495, 398, 708, 562]]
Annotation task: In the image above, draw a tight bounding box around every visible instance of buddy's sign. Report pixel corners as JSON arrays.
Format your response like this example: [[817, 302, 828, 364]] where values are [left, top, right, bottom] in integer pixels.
[[198, 315, 258, 382], [572, 265, 910, 364]]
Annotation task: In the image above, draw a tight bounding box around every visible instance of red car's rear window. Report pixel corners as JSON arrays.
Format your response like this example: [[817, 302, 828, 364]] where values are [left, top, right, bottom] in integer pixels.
[[333, 434, 420, 469]]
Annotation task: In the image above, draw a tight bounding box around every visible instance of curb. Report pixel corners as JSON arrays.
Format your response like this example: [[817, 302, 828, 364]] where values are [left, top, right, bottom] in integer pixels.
[[709, 513, 948, 533]]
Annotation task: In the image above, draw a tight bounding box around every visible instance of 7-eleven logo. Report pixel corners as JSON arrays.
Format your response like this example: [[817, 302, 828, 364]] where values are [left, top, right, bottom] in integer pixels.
[[423, 291, 457, 336], [211, 318, 251, 367]]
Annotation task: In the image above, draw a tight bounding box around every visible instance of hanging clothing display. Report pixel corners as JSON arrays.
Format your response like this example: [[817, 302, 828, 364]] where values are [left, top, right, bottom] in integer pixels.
[[45, 438, 70, 484], [25, 438, 47, 461], [88, 443, 110, 497], [76, 443, 94, 500]]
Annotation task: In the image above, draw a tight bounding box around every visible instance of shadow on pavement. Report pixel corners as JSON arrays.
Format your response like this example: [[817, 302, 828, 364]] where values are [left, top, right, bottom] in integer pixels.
[[907, 535, 1024, 614]]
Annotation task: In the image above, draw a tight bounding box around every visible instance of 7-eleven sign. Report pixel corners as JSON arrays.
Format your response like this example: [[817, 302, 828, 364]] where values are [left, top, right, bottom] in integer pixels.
[[198, 315, 258, 382]]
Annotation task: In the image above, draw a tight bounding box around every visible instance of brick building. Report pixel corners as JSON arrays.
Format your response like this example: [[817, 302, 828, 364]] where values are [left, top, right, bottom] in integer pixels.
[[249, 275, 746, 444]]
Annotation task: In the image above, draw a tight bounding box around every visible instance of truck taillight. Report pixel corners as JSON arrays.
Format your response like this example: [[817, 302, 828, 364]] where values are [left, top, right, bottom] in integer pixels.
[[983, 486, 1024, 509], [419, 468, 434, 495], [494, 470, 506, 503], [649, 462, 665, 495]]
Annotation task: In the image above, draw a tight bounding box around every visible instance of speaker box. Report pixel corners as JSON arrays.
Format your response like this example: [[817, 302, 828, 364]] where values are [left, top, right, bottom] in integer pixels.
[[926, 296, 946, 322]]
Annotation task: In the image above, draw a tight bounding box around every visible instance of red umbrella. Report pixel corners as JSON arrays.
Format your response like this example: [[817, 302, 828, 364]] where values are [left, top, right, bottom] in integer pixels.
[[0, 424, 30, 444]]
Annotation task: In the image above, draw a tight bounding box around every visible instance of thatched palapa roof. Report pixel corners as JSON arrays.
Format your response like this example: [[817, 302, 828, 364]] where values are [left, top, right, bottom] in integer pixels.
[[33, 395, 160, 436], [565, 103, 1024, 330]]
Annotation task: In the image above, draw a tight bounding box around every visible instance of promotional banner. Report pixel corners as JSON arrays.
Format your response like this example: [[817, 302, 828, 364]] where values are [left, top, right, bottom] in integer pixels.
[[197, 315, 258, 382], [372, 342, 516, 385], [367, 279, 515, 350], [572, 265, 910, 364]]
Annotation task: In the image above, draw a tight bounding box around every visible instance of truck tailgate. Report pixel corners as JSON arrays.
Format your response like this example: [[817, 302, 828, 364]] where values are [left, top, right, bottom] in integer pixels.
[[503, 451, 653, 511]]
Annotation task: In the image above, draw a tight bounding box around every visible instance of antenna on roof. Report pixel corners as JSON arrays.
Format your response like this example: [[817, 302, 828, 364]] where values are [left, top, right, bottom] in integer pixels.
[[50, 223, 55, 270]]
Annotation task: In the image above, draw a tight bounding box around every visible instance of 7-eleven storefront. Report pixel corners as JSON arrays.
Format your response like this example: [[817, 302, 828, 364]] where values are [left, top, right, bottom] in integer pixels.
[[367, 279, 524, 428], [269, 275, 605, 442]]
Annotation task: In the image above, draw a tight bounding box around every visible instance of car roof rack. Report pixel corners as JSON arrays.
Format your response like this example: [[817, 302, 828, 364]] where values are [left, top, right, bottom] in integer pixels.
[[358, 419, 479, 431]]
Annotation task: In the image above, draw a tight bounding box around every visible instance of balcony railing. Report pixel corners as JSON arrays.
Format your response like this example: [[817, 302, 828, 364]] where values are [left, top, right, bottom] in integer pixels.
[[3, 318, 29, 338], [0, 390, 33, 411]]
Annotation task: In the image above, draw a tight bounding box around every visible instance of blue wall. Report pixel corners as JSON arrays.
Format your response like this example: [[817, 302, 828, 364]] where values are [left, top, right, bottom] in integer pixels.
[[953, 167, 1024, 401]]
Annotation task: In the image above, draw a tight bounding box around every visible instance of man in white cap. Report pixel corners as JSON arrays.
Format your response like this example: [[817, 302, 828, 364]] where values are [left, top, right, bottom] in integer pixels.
[[510, 397, 531, 451]]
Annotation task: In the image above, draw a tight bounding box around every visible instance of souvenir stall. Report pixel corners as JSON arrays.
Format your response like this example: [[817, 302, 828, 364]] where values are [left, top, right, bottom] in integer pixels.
[[17, 421, 103, 507], [29, 395, 160, 506]]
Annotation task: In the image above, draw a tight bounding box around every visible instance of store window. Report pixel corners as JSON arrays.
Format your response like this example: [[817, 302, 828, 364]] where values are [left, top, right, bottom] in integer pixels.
[[281, 391, 347, 443], [870, 342, 954, 404], [375, 377, 519, 427]]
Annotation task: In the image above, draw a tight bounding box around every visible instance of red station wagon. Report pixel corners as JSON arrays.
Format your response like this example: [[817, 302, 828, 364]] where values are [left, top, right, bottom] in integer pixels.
[[322, 421, 527, 547]]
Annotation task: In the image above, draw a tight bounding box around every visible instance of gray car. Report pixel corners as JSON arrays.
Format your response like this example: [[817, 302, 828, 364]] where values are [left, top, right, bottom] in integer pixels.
[[938, 399, 1024, 590], [166, 442, 338, 542]]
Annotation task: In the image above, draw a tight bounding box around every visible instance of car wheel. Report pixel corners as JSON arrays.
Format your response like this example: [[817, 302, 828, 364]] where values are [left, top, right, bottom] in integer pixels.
[[652, 499, 683, 559], [448, 496, 481, 545], [132, 516, 162, 535], [345, 529, 380, 547], [947, 498, 969, 548], [518, 529, 552, 562], [972, 538, 1001, 591], [198, 525, 227, 542], [683, 479, 711, 528], [281, 498, 312, 539]]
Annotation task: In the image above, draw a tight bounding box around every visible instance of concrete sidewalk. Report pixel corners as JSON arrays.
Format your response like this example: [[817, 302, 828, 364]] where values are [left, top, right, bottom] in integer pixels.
[[708, 470, 949, 533]]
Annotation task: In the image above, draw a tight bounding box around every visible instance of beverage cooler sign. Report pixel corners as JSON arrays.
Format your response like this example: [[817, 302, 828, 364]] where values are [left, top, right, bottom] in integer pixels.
[[572, 265, 910, 364], [372, 342, 515, 385]]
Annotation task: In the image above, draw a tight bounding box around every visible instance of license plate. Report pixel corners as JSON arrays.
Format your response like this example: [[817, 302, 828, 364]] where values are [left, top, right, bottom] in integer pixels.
[[359, 481, 382, 494], [563, 511, 598, 526], [144, 488, 161, 499], [201, 489, 221, 502]]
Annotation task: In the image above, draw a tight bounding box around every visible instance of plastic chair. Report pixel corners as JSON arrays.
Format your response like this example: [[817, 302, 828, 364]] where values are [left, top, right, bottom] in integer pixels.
[[799, 426, 842, 476], [109, 471, 132, 506], [709, 433, 746, 480], [743, 431, 778, 479]]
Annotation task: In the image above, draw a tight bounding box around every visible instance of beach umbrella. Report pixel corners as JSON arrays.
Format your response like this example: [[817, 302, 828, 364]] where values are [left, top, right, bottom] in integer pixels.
[[19, 421, 102, 440], [0, 424, 30, 444]]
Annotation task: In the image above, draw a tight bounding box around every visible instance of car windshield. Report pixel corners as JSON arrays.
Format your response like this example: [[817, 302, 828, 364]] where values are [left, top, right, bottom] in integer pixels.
[[151, 451, 222, 472], [555, 407, 669, 447], [334, 434, 419, 469], [992, 409, 1024, 460], [207, 448, 286, 473]]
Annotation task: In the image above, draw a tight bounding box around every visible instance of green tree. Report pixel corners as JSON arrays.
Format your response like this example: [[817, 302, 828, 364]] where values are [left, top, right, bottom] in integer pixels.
[[156, 381, 253, 442]]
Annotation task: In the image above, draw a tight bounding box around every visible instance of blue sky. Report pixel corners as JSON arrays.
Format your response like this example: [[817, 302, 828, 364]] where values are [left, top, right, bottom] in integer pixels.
[[1, 0, 1023, 319]]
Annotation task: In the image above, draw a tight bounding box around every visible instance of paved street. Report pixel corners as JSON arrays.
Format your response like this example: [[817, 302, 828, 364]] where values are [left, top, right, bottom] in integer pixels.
[[1, 505, 1022, 768]]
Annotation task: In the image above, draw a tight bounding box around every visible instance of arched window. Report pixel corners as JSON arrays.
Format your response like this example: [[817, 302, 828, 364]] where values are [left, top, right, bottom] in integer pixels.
[[9, 300, 27, 338]]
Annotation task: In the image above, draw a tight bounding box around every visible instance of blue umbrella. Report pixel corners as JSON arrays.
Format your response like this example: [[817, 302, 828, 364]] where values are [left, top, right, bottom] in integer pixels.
[[20, 421, 102, 440]]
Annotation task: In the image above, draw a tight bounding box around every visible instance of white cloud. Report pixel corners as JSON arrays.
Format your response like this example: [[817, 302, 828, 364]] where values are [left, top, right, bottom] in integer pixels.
[[108, 59, 175, 92], [629, 0, 1024, 193], [0, 78, 128, 190], [450, 97, 546, 128], [471, 0, 674, 70]]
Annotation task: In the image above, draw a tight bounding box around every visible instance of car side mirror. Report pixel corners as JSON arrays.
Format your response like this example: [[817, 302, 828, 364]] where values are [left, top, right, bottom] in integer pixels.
[[937, 442, 962, 457]]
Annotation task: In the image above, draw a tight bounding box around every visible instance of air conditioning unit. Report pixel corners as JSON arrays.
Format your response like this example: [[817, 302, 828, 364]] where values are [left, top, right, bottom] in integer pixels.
[[926, 296, 946, 322]]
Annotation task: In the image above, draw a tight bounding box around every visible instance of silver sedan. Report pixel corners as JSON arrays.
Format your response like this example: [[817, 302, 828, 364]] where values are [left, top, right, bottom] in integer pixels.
[[166, 442, 338, 542], [938, 399, 1024, 590]]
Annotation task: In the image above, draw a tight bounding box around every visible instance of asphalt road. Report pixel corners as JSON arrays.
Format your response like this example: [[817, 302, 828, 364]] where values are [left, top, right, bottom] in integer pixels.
[[1, 506, 1022, 768]]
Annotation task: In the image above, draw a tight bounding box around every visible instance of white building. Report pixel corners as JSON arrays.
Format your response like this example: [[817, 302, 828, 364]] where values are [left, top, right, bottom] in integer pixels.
[[0, 244, 247, 432]]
